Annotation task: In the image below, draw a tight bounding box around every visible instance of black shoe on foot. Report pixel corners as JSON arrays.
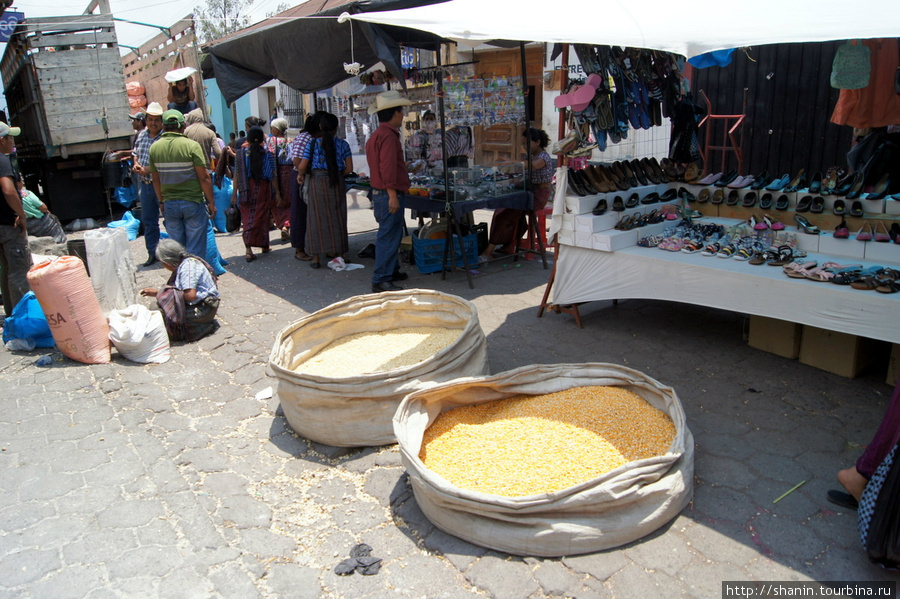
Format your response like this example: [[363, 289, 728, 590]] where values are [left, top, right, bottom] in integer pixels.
[[392, 271, 409, 282], [143, 256, 158, 267], [357, 243, 376, 259], [826, 489, 859, 511], [372, 281, 403, 293]]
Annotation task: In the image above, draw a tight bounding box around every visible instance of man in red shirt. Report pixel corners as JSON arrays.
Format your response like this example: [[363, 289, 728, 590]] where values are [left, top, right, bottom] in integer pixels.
[[366, 91, 412, 293]]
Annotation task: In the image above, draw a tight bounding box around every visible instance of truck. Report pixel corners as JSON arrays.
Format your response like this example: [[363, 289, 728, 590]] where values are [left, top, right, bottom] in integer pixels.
[[1, 11, 133, 221]]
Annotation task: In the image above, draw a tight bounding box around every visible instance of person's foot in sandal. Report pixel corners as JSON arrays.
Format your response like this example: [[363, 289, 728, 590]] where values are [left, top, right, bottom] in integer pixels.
[[838, 465, 867, 502], [295, 249, 312, 261]]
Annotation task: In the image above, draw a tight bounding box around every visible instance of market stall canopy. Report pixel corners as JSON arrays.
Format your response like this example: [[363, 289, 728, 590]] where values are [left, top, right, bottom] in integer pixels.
[[342, 0, 900, 58], [206, 0, 447, 105]]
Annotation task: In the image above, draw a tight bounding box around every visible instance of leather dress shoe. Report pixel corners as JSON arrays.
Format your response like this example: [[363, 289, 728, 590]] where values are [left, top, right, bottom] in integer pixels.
[[392, 271, 409, 282], [143, 256, 158, 267], [372, 281, 403, 293]]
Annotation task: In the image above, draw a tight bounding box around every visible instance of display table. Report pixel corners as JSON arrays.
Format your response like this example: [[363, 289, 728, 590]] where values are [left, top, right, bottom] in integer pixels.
[[403, 190, 547, 288], [552, 244, 900, 344]]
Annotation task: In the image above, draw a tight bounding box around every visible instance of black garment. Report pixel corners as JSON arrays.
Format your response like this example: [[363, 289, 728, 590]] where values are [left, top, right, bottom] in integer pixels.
[[669, 94, 705, 164], [0, 153, 18, 226]]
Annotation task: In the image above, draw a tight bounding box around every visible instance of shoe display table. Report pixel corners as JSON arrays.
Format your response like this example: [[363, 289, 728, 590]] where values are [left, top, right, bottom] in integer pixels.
[[552, 244, 900, 344], [402, 190, 548, 288]]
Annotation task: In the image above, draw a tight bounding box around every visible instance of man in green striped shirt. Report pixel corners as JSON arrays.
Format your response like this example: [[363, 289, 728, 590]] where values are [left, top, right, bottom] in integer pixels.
[[149, 109, 215, 257]]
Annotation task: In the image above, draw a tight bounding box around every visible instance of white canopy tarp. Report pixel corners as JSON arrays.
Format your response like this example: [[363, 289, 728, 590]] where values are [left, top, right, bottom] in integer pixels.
[[343, 0, 900, 58]]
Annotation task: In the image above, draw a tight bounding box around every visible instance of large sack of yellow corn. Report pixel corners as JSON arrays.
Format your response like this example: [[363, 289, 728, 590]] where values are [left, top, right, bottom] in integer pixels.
[[393, 363, 694, 557], [269, 290, 489, 447]]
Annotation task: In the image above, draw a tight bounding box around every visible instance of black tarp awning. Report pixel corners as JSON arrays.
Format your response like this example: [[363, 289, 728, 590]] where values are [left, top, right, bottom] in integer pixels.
[[206, 0, 449, 104]]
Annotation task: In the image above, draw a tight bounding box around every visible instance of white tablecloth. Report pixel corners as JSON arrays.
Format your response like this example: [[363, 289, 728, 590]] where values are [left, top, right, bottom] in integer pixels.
[[552, 245, 900, 343]]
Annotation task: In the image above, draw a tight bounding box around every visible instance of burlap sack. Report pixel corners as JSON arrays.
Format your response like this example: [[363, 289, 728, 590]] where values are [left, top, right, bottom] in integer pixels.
[[393, 363, 694, 557], [269, 290, 489, 447]]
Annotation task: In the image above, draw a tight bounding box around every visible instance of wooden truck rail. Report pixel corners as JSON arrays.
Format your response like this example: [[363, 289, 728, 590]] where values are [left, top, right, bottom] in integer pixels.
[[1, 13, 132, 160]]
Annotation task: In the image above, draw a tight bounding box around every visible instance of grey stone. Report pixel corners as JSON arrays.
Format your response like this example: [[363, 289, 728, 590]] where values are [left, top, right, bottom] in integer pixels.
[[218, 495, 273, 529], [464, 553, 540, 599], [0, 547, 62, 587], [237, 528, 297, 559], [607, 562, 684, 598], [422, 528, 485, 572], [178, 448, 231, 473], [156, 566, 217, 599], [562, 549, 629, 582], [107, 545, 184, 579], [202, 473, 250, 496], [264, 564, 321, 598], [532, 559, 582, 596], [364, 468, 404, 507], [62, 528, 140, 564], [209, 563, 262, 598], [27, 564, 107, 599]]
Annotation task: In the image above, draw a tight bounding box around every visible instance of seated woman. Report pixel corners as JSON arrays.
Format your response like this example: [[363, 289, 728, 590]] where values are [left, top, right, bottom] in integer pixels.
[[479, 127, 553, 262], [19, 178, 66, 243], [167, 76, 198, 114], [140, 238, 220, 342]]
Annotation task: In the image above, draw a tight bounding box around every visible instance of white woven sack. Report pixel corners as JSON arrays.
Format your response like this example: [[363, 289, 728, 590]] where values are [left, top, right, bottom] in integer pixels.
[[268, 289, 490, 447], [393, 363, 694, 557], [85, 227, 138, 315], [108, 304, 171, 364]]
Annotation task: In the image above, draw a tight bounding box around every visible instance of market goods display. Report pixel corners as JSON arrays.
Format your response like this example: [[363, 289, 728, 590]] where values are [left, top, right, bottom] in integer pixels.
[[269, 290, 489, 447], [394, 363, 694, 557], [27, 256, 111, 364], [294, 327, 462, 377], [420, 386, 675, 497]]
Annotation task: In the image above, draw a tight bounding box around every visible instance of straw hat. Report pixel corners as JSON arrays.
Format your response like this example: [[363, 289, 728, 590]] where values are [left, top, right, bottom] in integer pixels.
[[367, 90, 412, 115]]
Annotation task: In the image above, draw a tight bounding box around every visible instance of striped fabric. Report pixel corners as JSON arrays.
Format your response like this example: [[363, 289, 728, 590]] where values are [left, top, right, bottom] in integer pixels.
[[148, 132, 207, 203]]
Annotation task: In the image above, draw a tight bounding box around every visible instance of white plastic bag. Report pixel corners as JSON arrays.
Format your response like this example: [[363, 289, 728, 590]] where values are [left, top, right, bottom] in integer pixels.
[[85, 228, 138, 315], [108, 304, 170, 363]]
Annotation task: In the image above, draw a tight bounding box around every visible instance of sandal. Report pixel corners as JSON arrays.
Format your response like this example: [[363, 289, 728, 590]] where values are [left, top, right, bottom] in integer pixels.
[[295, 250, 313, 261], [245, 253, 256, 263], [261, 246, 272, 254], [766, 245, 794, 266], [783, 260, 818, 278]]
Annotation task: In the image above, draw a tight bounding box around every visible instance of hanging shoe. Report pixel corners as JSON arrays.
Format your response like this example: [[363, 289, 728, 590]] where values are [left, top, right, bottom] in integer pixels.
[[866, 174, 891, 200]]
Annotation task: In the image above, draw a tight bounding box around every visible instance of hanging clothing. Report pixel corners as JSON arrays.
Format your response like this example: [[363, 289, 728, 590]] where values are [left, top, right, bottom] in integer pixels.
[[831, 38, 900, 129]]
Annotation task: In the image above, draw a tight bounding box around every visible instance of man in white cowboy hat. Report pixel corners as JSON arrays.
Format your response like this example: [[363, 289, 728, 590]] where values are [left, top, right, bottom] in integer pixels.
[[0, 121, 32, 317], [365, 90, 412, 293], [132, 101, 165, 266]]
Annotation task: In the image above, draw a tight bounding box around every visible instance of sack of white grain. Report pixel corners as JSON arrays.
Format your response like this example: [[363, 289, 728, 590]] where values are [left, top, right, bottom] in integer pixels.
[[393, 362, 694, 557], [269, 290, 489, 447]]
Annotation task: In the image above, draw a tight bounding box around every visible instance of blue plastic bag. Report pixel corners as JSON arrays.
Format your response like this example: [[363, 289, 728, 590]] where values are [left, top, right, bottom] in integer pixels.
[[2, 291, 55, 348], [114, 185, 138, 208], [213, 177, 233, 233], [206, 221, 228, 276], [107, 210, 140, 241]]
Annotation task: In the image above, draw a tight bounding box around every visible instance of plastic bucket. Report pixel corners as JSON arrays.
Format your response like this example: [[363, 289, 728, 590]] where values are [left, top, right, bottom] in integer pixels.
[[66, 239, 90, 276]]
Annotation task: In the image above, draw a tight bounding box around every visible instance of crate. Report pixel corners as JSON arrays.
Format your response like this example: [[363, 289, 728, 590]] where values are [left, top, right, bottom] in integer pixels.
[[748, 315, 802, 359], [412, 234, 478, 274]]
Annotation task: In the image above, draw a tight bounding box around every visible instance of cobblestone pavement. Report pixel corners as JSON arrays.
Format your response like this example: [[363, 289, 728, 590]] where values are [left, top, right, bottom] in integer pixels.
[[1, 199, 897, 598]]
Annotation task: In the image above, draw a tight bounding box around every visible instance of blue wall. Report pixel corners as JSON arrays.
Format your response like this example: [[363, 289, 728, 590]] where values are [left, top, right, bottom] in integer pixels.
[[203, 79, 251, 142]]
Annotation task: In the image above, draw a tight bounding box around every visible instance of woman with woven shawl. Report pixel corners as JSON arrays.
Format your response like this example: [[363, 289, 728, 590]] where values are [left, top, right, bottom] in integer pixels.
[[231, 126, 276, 262], [266, 118, 293, 242], [296, 112, 352, 269], [140, 239, 220, 342]]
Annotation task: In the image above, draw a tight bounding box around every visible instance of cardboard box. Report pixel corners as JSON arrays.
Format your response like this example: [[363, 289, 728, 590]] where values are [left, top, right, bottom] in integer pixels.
[[887, 344, 900, 386], [590, 228, 638, 252], [864, 238, 900, 265], [818, 233, 866, 260], [885, 199, 900, 216], [799, 325, 877, 378], [565, 194, 603, 215], [748, 315, 802, 359], [574, 230, 594, 249], [574, 213, 617, 233]]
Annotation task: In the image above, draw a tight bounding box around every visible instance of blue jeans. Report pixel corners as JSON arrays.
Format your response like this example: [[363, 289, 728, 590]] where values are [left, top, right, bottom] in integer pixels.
[[371, 190, 404, 284], [163, 199, 208, 258], [139, 181, 160, 257]]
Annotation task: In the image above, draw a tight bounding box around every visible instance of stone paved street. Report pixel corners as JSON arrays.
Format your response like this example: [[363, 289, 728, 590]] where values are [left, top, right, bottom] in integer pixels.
[[1, 199, 897, 598]]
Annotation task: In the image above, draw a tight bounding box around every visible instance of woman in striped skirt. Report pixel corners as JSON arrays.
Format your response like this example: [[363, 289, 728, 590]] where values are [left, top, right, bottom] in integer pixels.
[[296, 112, 351, 269], [232, 126, 275, 262]]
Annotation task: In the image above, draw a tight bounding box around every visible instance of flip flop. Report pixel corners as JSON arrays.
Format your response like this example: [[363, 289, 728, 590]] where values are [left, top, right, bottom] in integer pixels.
[[826, 490, 858, 511]]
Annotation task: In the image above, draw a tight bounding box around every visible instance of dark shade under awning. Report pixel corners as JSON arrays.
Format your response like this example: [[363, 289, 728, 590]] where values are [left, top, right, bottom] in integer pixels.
[[206, 0, 449, 104]]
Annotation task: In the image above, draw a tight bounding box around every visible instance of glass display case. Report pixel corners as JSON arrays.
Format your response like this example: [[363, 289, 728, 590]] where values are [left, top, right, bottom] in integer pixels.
[[482, 161, 525, 196]]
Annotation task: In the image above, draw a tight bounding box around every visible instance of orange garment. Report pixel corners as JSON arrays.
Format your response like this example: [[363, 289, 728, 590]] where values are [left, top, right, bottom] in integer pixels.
[[831, 38, 900, 129]]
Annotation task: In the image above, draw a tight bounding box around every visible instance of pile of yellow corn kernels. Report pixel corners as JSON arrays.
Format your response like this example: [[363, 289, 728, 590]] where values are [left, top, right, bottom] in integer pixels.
[[294, 327, 461, 377], [420, 386, 676, 497]]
